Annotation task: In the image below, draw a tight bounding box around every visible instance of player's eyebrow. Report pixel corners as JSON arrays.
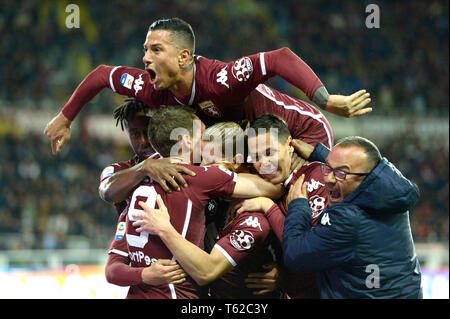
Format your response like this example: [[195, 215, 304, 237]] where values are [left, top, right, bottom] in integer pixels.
[[143, 41, 162, 47], [150, 43, 163, 49], [325, 161, 350, 171]]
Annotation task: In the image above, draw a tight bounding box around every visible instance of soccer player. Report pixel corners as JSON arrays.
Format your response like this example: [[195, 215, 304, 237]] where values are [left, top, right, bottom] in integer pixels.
[[132, 121, 283, 298], [101, 98, 195, 289], [235, 113, 330, 298], [105, 106, 283, 299], [99, 98, 197, 213], [44, 17, 371, 154]]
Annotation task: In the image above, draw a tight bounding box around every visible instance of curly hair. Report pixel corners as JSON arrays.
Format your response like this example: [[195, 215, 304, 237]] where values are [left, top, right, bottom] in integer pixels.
[[113, 98, 151, 131]]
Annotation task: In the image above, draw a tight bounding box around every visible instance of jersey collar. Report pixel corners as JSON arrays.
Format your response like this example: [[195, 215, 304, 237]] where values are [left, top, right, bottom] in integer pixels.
[[284, 172, 294, 187]]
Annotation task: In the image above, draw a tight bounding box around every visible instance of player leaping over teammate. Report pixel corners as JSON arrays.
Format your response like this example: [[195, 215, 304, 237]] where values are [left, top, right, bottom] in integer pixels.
[[44, 17, 371, 155]]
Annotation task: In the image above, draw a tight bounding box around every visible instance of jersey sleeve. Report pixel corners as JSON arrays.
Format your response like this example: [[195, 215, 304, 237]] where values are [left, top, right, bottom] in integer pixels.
[[187, 166, 238, 207], [108, 213, 129, 257], [105, 216, 144, 287], [208, 53, 273, 102], [209, 48, 323, 104], [265, 203, 286, 243], [108, 66, 155, 105], [61, 65, 157, 121], [263, 48, 323, 100], [283, 199, 357, 273], [214, 213, 271, 267], [99, 162, 128, 183]]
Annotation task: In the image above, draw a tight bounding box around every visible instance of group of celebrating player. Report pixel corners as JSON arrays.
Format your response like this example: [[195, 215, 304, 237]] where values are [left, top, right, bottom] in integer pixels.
[[44, 18, 372, 299]]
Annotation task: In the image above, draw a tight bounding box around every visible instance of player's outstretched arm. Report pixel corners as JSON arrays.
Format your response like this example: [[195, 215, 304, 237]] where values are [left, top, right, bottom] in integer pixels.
[[105, 253, 186, 287], [264, 48, 372, 118], [99, 158, 196, 204], [44, 64, 151, 154], [134, 197, 233, 286], [43, 65, 114, 154], [234, 197, 285, 243], [232, 173, 284, 199]]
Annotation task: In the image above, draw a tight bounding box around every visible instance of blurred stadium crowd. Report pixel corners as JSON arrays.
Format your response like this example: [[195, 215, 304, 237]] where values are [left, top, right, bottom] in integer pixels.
[[1, 0, 448, 115], [0, 0, 448, 251]]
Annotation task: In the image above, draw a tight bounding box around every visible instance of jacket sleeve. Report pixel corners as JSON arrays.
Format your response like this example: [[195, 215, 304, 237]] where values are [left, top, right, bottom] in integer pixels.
[[309, 142, 331, 163], [282, 198, 357, 272]]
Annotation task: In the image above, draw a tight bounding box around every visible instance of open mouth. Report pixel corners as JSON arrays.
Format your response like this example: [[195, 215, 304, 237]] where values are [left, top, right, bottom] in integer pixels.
[[147, 69, 157, 84], [327, 188, 342, 202]]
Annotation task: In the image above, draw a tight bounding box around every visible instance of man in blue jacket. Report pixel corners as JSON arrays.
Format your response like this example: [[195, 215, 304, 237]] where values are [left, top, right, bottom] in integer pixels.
[[283, 136, 422, 298]]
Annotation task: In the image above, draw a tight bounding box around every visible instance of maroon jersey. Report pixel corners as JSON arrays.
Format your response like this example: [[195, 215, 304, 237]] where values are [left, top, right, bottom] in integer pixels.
[[280, 162, 328, 226], [62, 49, 329, 146], [106, 213, 146, 287], [244, 84, 333, 148], [108, 164, 237, 299], [99, 153, 161, 215], [208, 200, 281, 299], [265, 162, 329, 299]]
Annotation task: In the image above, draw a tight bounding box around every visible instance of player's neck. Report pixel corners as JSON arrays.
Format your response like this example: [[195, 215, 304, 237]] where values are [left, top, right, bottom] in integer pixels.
[[170, 65, 194, 100]]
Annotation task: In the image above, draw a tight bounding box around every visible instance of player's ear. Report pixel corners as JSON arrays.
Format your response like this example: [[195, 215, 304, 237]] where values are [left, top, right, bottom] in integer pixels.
[[287, 136, 294, 153], [178, 49, 192, 69]]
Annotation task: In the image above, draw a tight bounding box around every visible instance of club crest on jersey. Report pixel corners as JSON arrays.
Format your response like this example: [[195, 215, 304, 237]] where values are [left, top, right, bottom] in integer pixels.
[[232, 57, 253, 82], [120, 73, 134, 89], [115, 222, 126, 240], [309, 195, 327, 218], [230, 230, 255, 250], [198, 100, 222, 118]]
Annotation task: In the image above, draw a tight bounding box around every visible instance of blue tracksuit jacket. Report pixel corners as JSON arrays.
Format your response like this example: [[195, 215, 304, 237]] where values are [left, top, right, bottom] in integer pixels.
[[283, 143, 422, 298]]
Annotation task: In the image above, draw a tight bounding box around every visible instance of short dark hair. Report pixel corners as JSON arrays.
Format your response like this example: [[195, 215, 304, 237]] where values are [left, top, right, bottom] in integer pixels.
[[249, 113, 291, 142], [148, 105, 198, 157], [113, 98, 151, 131], [335, 136, 382, 171], [149, 17, 195, 55]]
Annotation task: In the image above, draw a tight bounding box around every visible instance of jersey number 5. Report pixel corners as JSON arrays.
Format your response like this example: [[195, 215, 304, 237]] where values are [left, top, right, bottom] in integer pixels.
[[127, 185, 158, 248]]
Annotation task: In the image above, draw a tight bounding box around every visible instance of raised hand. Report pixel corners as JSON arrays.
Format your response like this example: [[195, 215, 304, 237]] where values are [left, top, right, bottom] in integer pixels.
[[142, 158, 196, 192], [325, 89, 372, 118], [286, 174, 308, 205], [141, 259, 187, 285], [133, 195, 172, 236]]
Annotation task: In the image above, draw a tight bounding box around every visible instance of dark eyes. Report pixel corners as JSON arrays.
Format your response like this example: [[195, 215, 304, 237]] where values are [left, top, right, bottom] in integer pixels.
[[143, 47, 161, 53]]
